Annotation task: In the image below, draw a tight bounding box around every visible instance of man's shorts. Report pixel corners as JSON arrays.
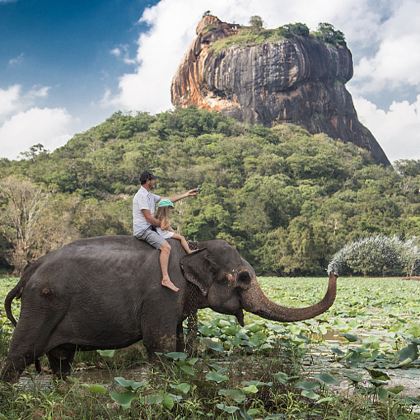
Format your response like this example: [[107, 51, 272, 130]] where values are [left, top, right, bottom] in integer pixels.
[[134, 226, 166, 249]]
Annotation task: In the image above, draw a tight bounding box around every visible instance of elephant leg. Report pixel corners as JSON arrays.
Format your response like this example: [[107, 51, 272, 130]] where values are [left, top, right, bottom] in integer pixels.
[[47, 345, 75, 379], [176, 322, 185, 352], [186, 312, 198, 356], [142, 318, 177, 358]]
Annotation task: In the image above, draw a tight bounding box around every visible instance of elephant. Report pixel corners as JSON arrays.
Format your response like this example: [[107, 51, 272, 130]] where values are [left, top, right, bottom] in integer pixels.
[[0, 235, 337, 382]]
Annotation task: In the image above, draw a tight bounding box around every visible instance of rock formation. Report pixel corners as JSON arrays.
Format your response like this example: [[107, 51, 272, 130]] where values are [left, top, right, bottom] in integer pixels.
[[171, 15, 390, 165]]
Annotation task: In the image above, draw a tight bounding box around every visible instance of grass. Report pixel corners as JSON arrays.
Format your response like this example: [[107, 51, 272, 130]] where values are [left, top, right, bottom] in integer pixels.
[[0, 275, 419, 418], [209, 28, 286, 53]]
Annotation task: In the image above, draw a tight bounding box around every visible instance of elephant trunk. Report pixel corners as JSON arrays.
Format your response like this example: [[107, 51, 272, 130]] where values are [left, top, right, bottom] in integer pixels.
[[240, 273, 337, 322]]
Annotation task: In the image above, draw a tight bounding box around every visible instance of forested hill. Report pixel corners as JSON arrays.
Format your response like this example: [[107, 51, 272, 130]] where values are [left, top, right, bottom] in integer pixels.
[[0, 107, 419, 275]]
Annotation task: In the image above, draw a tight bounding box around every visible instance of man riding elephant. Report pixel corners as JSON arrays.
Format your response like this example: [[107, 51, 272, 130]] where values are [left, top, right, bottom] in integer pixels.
[[133, 170, 198, 292]]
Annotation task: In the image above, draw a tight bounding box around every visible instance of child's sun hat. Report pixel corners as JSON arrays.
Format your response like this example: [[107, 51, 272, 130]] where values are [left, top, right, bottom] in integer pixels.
[[158, 198, 175, 208]]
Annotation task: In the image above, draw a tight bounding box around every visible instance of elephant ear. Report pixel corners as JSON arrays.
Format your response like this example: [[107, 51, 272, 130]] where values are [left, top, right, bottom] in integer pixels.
[[180, 248, 216, 296]]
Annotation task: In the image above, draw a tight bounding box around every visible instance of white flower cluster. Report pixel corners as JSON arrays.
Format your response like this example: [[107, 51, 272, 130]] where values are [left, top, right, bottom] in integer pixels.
[[327, 235, 420, 276]]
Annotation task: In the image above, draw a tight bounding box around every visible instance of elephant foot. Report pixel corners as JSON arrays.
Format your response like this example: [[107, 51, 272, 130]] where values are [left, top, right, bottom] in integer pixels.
[[0, 359, 25, 383]]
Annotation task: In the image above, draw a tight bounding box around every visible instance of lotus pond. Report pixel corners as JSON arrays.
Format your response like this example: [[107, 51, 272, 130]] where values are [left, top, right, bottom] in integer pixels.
[[0, 276, 419, 419]]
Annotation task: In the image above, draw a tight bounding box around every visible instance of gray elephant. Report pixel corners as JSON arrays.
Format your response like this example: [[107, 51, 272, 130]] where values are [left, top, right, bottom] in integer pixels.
[[0, 236, 337, 382]]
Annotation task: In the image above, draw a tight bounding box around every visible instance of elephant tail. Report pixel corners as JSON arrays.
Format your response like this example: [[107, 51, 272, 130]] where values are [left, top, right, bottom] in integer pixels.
[[5, 259, 43, 327]]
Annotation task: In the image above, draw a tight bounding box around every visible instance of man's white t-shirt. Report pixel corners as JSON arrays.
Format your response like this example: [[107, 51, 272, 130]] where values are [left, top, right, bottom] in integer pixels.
[[133, 186, 161, 236]]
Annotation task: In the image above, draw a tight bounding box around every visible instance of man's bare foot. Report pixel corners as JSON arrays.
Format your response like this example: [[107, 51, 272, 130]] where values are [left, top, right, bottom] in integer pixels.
[[161, 276, 179, 292]]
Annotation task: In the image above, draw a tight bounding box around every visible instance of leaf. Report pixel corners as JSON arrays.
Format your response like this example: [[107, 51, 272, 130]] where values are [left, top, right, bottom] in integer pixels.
[[162, 393, 175, 410], [241, 384, 258, 394], [144, 393, 163, 405], [273, 371, 290, 384], [377, 387, 389, 400], [301, 389, 320, 400], [205, 340, 224, 353], [342, 333, 358, 342], [314, 373, 340, 386], [170, 383, 191, 394], [295, 380, 320, 391], [82, 383, 107, 394], [387, 385, 404, 394], [114, 377, 146, 391], [110, 391, 136, 409], [180, 365, 195, 376], [218, 388, 246, 404], [242, 380, 272, 387], [164, 352, 188, 361], [216, 403, 239, 414], [97, 349, 115, 358], [315, 397, 334, 404], [344, 371, 363, 383], [396, 343, 418, 367], [365, 368, 390, 381], [205, 371, 229, 383], [331, 347, 345, 356]]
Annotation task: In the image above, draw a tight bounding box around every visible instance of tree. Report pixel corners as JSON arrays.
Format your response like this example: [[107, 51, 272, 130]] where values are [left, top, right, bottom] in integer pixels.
[[278, 23, 310, 38], [18, 143, 49, 160], [249, 15, 263, 32], [314, 22, 346, 46], [0, 176, 78, 274]]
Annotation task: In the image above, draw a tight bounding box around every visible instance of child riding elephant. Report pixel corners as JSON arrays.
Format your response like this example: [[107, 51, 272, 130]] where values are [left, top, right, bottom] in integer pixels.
[[133, 171, 198, 292]]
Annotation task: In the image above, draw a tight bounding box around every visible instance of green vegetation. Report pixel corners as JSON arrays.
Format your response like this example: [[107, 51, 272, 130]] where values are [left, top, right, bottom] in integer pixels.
[[0, 107, 419, 275], [313, 22, 347, 46], [249, 15, 264, 32], [1, 275, 419, 418], [329, 235, 420, 276], [210, 27, 285, 53], [210, 20, 346, 53]]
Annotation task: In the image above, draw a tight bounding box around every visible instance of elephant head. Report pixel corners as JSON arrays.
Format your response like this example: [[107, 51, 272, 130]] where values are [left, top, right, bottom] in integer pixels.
[[180, 239, 337, 325]]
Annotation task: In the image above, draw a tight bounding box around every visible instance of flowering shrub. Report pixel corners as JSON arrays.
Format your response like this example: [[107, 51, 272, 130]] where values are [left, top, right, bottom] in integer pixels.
[[328, 235, 420, 276]]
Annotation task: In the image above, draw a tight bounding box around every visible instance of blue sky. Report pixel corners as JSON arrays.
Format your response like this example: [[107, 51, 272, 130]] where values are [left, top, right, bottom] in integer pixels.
[[0, 0, 156, 124], [0, 0, 419, 161]]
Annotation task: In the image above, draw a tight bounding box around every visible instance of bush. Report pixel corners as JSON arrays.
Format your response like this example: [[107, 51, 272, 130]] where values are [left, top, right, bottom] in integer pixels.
[[277, 23, 310, 38], [313, 23, 346, 46], [328, 235, 420, 276]]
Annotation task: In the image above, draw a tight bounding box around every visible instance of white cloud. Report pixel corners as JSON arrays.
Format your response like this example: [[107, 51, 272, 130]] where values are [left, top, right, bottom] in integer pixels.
[[354, 95, 420, 161], [109, 44, 136, 65], [0, 84, 79, 159], [8, 52, 24, 66], [0, 84, 51, 123], [352, 0, 420, 94], [103, 0, 387, 113], [0, 107, 76, 160], [0, 84, 21, 118]]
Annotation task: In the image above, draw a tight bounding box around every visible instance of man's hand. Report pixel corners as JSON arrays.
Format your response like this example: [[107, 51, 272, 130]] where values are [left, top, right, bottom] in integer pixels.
[[186, 188, 199, 197], [170, 188, 198, 203]]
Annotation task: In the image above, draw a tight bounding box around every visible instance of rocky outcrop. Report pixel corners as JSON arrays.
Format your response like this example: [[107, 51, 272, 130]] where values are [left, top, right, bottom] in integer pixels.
[[171, 15, 390, 165]]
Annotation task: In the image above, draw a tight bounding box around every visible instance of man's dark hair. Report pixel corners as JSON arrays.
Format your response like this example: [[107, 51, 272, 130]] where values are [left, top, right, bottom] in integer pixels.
[[140, 171, 158, 185]]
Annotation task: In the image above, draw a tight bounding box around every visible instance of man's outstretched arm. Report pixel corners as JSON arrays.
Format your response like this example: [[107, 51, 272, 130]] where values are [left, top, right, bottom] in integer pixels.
[[169, 188, 198, 203]]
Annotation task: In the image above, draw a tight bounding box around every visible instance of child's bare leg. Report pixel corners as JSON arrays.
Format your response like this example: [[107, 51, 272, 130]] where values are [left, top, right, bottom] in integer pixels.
[[159, 241, 179, 292], [172, 233, 192, 254]]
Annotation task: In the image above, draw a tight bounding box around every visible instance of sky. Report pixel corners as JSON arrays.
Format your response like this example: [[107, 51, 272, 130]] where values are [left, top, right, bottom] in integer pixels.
[[0, 0, 419, 162]]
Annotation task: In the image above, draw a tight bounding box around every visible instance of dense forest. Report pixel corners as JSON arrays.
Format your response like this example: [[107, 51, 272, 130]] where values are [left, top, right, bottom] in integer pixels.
[[0, 107, 419, 275]]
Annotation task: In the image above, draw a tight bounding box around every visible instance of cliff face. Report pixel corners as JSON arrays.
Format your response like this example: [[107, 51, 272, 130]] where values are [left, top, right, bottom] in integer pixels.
[[171, 16, 390, 165]]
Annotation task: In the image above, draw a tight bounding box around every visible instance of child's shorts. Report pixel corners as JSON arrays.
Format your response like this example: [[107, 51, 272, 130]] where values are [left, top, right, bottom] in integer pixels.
[[156, 227, 175, 240]]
